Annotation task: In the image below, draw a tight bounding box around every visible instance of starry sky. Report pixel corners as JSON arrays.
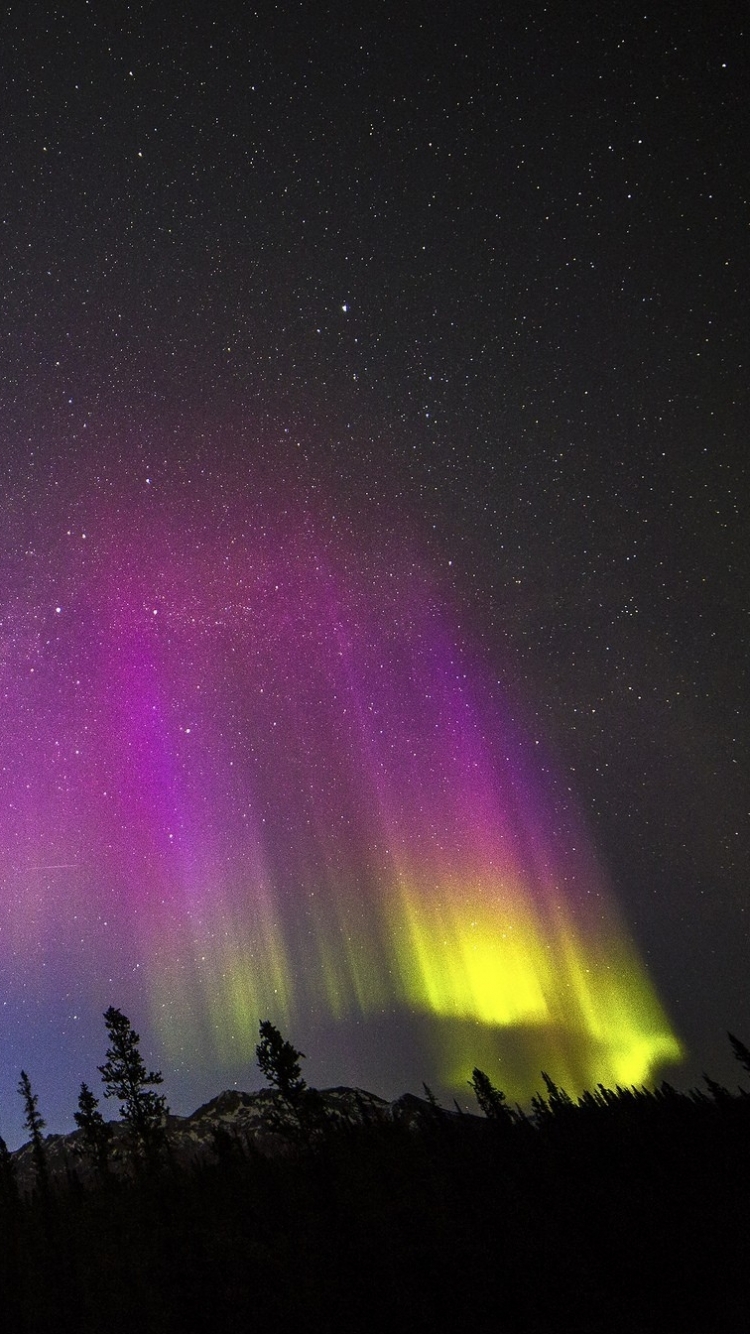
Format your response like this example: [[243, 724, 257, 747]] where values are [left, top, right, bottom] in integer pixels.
[[0, 1, 747, 1146]]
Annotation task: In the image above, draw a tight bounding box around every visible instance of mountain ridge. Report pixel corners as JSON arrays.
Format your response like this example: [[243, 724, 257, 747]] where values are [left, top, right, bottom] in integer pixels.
[[10, 1084, 470, 1188]]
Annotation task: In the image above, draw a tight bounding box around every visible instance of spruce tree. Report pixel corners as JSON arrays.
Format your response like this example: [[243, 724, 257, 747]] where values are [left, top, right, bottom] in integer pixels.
[[728, 1032, 750, 1078], [256, 1019, 324, 1140], [74, 1081, 113, 1178], [422, 1083, 441, 1108], [703, 1073, 732, 1103], [98, 1007, 168, 1167], [468, 1068, 515, 1125], [256, 1020, 307, 1101], [18, 1071, 49, 1194], [541, 1071, 574, 1113]]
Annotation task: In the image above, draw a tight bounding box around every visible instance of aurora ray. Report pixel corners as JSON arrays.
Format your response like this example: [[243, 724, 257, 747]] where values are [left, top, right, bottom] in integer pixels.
[[0, 472, 681, 1104]]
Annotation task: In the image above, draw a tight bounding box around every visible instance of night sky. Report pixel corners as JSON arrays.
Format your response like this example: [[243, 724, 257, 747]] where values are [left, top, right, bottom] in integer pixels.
[[0, 1, 747, 1147]]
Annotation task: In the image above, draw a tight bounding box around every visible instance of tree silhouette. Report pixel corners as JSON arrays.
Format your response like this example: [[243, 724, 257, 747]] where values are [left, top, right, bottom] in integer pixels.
[[422, 1083, 441, 1108], [703, 1072, 732, 1103], [256, 1020, 307, 1100], [256, 1019, 324, 1140], [98, 1007, 168, 1166], [18, 1070, 48, 1192], [541, 1071, 574, 1112], [468, 1068, 515, 1125], [74, 1081, 113, 1179], [728, 1032, 750, 1079]]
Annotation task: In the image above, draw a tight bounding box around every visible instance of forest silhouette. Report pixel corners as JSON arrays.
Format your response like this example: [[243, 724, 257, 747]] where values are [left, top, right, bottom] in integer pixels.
[[1, 1014, 749, 1333]]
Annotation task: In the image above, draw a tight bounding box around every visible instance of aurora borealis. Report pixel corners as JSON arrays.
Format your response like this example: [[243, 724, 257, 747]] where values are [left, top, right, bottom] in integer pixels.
[[0, 461, 680, 1129], [0, 4, 746, 1145]]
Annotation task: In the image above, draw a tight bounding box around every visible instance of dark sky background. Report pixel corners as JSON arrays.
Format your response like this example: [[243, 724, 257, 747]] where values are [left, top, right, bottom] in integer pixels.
[[0, 0, 747, 1147]]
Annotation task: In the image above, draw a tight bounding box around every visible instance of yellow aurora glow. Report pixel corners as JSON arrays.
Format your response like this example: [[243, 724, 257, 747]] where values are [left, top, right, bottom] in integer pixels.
[[151, 863, 682, 1100], [387, 871, 682, 1094]]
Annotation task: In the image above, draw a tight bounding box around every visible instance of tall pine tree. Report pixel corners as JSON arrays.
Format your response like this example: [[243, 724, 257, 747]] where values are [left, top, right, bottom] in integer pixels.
[[98, 1007, 168, 1168], [468, 1068, 516, 1126], [728, 1032, 750, 1079], [18, 1071, 48, 1194], [256, 1020, 324, 1141], [74, 1081, 113, 1179]]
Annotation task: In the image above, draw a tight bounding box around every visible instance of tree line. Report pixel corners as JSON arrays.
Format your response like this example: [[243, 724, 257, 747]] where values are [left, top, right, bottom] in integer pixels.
[[2, 1016, 750, 1332]]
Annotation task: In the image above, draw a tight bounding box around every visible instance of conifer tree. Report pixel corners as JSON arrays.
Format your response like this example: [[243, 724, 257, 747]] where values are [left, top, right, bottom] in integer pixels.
[[256, 1019, 324, 1140], [728, 1032, 750, 1078], [530, 1091, 550, 1120], [74, 1081, 113, 1178], [468, 1068, 515, 1125], [256, 1020, 307, 1101], [703, 1073, 732, 1103], [541, 1071, 574, 1113], [422, 1083, 441, 1109], [98, 1007, 168, 1166], [18, 1071, 49, 1193]]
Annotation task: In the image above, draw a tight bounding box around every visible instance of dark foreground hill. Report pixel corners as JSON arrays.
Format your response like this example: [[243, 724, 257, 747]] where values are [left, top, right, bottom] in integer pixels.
[[3, 1080, 750, 1333]]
